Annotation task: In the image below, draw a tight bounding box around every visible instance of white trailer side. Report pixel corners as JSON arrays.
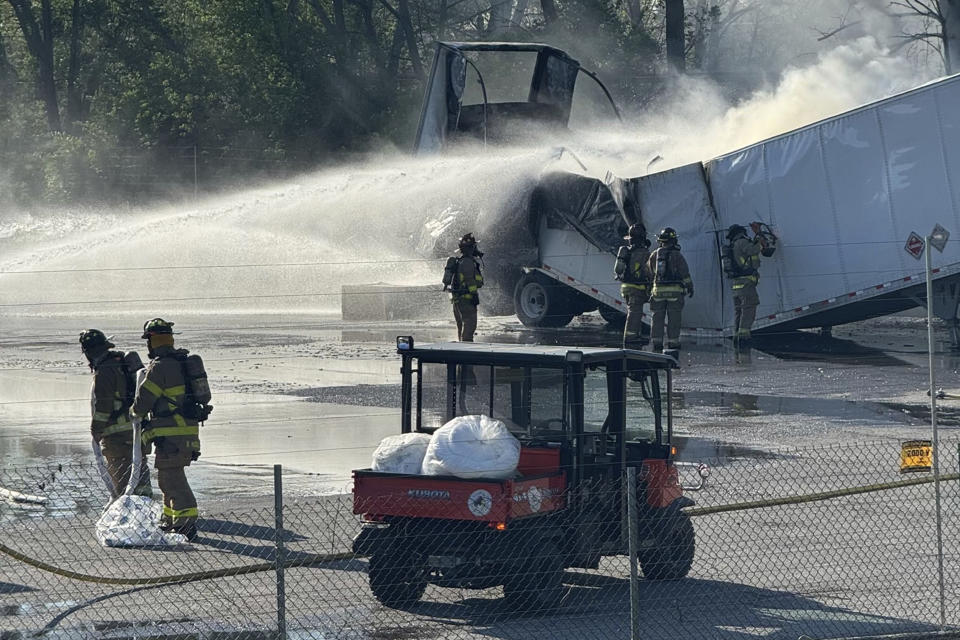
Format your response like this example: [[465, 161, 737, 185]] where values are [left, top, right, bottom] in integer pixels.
[[527, 74, 960, 339]]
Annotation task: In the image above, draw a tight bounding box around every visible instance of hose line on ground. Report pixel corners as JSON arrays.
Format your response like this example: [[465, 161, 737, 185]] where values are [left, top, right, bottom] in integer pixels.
[[685, 472, 960, 517], [4, 473, 957, 586], [0, 543, 355, 586]]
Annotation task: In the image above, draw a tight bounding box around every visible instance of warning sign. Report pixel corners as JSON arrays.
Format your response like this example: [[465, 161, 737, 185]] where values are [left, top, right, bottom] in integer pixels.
[[905, 232, 925, 260], [900, 440, 932, 473]]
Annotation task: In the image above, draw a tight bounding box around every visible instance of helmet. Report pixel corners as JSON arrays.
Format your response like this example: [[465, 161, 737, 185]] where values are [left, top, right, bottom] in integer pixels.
[[141, 318, 176, 339], [624, 223, 646, 241], [79, 329, 114, 352], [657, 227, 678, 244], [726, 224, 747, 241], [458, 233, 477, 250]]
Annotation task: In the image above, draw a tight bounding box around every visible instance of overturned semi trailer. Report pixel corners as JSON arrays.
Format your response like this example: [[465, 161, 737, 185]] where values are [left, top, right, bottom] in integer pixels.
[[520, 73, 960, 341]]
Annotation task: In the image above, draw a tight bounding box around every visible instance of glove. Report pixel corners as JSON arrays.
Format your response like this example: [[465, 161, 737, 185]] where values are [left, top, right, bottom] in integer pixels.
[[687, 288, 694, 299]]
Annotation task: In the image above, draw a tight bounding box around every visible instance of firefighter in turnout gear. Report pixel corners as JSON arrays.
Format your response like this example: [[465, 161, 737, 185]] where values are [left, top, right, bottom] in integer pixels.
[[615, 224, 651, 348], [646, 228, 693, 354], [80, 329, 151, 499], [132, 318, 200, 540], [443, 233, 484, 341], [727, 224, 763, 343]]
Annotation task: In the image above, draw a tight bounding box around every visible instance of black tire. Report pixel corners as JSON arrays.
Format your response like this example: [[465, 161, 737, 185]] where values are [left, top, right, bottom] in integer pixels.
[[503, 540, 565, 612], [368, 551, 427, 608], [513, 273, 576, 328], [598, 304, 626, 329], [638, 513, 695, 581]]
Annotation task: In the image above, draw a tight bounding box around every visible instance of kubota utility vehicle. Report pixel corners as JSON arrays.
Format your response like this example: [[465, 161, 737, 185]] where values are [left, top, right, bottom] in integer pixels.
[[352, 337, 695, 609]]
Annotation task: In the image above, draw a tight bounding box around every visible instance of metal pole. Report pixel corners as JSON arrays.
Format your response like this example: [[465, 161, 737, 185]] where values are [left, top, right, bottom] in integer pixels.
[[626, 466, 640, 640], [193, 145, 199, 198], [274, 464, 287, 640], [925, 238, 946, 628]]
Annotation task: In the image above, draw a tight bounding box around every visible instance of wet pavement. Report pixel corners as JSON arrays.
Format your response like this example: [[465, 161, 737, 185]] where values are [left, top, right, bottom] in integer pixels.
[[3, 309, 959, 493]]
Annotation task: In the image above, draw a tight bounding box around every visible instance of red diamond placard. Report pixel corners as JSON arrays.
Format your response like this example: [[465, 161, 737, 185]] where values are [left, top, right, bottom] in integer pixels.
[[905, 232, 925, 259]]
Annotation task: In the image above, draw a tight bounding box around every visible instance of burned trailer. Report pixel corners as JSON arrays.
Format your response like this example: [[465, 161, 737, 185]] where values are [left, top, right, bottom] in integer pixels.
[[517, 74, 960, 341], [414, 42, 620, 154]]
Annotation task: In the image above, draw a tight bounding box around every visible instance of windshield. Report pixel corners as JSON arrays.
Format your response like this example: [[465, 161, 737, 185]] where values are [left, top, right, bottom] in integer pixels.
[[417, 362, 566, 435]]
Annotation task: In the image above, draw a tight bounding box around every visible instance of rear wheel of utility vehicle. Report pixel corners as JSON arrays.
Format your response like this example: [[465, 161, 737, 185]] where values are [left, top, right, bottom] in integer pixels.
[[368, 551, 427, 608], [638, 512, 695, 581], [513, 273, 575, 328], [503, 540, 565, 611], [598, 304, 626, 329]]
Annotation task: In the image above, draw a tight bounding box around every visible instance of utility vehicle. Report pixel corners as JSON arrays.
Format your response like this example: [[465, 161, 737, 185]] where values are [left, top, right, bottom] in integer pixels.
[[352, 337, 697, 609]]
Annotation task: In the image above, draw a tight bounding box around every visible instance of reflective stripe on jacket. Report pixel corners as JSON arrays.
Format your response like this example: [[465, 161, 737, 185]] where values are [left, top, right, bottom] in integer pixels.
[[133, 346, 200, 439], [452, 256, 483, 303], [647, 247, 693, 300], [90, 352, 132, 440], [732, 237, 762, 291]]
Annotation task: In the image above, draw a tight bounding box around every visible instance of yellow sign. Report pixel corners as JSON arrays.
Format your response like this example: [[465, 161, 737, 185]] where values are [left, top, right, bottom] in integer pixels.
[[900, 440, 932, 473]]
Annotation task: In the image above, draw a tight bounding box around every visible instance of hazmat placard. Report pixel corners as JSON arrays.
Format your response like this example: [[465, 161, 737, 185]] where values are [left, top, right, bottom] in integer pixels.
[[900, 440, 932, 473], [905, 233, 925, 260]]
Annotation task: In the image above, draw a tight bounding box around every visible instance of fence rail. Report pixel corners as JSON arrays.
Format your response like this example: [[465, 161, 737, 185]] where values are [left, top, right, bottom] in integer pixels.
[[1, 439, 959, 640]]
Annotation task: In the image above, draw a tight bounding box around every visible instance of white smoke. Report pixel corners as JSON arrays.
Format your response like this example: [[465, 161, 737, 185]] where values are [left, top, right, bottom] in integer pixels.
[[572, 36, 934, 177]]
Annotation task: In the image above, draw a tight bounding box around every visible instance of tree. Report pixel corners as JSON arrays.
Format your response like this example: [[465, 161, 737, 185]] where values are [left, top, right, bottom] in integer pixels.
[[7, 0, 59, 130], [665, 0, 685, 70], [890, 0, 960, 73]]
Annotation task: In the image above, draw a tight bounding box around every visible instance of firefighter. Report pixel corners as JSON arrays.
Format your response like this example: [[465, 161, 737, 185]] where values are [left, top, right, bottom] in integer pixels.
[[646, 227, 693, 354], [443, 233, 484, 341], [132, 318, 200, 540], [615, 224, 651, 348], [727, 224, 763, 343], [80, 329, 151, 499]]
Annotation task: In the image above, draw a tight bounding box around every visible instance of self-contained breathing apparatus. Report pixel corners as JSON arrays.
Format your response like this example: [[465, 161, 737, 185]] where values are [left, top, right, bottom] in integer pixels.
[[720, 222, 778, 278], [442, 233, 484, 295]]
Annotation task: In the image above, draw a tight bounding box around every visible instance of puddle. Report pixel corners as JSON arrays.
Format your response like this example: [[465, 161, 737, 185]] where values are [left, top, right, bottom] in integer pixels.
[[675, 390, 908, 424]]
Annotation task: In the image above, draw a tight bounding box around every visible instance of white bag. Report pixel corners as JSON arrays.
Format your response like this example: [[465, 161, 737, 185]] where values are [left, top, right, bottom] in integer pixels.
[[371, 433, 432, 474], [422, 415, 521, 479], [96, 495, 186, 547]]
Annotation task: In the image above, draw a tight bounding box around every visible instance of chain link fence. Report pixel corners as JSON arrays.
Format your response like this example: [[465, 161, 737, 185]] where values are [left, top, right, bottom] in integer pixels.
[[2, 439, 959, 640]]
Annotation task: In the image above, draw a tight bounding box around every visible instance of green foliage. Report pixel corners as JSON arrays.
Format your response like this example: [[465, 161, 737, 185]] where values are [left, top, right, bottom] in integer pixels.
[[0, 0, 672, 207]]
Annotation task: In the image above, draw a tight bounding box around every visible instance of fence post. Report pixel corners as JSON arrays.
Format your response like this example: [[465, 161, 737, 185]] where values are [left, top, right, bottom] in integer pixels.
[[626, 466, 640, 640], [274, 464, 287, 640]]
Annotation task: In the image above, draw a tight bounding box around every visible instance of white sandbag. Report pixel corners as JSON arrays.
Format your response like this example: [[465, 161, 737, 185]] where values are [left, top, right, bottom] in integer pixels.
[[371, 433, 432, 474], [96, 495, 186, 547], [422, 415, 521, 479]]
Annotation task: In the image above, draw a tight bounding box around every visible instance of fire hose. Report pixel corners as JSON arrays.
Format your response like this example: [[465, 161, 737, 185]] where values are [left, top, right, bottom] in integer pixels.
[[2, 472, 957, 586]]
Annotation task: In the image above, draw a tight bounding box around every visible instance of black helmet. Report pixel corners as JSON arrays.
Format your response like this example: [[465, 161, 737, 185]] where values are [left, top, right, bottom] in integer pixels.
[[624, 223, 646, 241], [726, 224, 747, 241], [141, 318, 176, 339], [79, 329, 114, 352], [657, 227, 678, 244], [458, 233, 477, 250]]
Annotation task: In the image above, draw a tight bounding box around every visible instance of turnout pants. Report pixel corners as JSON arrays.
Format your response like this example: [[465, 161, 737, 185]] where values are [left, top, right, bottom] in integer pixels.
[[622, 288, 648, 347], [733, 283, 760, 339], [453, 299, 478, 342], [100, 433, 152, 497], [155, 436, 198, 529], [649, 296, 684, 350]]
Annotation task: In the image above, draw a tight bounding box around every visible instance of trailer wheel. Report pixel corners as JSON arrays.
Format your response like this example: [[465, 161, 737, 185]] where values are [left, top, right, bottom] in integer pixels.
[[598, 304, 626, 328], [639, 513, 695, 581], [503, 540, 565, 611], [368, 551, 427, 608], [514, 273, 575, 328]]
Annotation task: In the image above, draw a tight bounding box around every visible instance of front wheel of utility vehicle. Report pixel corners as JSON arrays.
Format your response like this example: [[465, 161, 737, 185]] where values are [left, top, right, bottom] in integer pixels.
[[503, 540, 565, 612], [368, 552, 427, 608], [638, 512, 695, 581]]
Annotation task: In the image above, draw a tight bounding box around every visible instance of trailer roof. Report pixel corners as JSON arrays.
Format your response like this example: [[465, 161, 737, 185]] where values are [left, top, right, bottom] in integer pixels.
[[403, 341, 677, 367], [437, 41, 577, 62]]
